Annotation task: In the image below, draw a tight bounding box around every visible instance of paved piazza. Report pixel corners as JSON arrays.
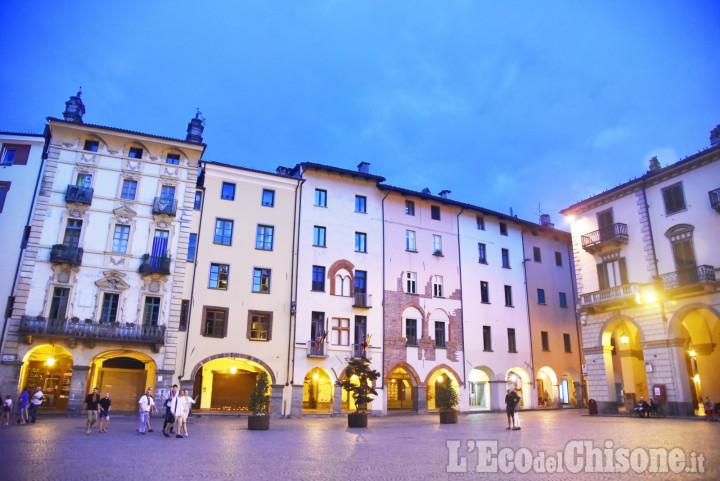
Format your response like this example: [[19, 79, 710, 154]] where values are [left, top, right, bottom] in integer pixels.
[[0, 409, 716, 480]]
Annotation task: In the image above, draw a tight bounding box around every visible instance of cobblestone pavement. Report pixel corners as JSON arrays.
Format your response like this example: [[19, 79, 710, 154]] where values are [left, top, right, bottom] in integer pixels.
[[0, 410, 716, 480]]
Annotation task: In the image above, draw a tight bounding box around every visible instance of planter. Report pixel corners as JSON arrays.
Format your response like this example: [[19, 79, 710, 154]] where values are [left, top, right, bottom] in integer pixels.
[[439, 409, 458, 424], [248, 414, 270, 431], [348, 412, 368, 428]]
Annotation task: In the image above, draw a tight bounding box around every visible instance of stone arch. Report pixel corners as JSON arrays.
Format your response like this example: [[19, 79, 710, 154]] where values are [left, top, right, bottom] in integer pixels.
[[189, 352, 276, 385], [666, 303, 720, 339], [123, 140, 153, 159], [385, 362, 421, 386], [424, 364, 462, 385], [328, 259, 355, 296], [598, 313, 644, 347]]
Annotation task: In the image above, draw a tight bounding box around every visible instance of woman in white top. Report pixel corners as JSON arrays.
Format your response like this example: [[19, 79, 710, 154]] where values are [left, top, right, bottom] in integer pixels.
[[180, 390, 199, 437]]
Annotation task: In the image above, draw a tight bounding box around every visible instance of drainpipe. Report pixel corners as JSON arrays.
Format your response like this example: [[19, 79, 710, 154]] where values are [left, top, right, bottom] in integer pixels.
[[520, 228, 536, 399], [380, 189, 390, 389], [455, 207, 466, 387], [178, 163, 206, 381], [567, 240, 584, 400], [285, 175, 304, 411], [640, 181, 660, 279], [0, 128, 48, 352]]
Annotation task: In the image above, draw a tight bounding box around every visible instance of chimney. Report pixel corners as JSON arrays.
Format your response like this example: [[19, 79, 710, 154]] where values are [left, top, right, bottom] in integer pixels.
[[186, 109, 205, 144], [439, 190, 451, 199], [421, 188, 431, 195], [357, 162, 370, 174], [711, 125, 720, 147], [62, 89, 85, 124], [648, 156, 661, 172], [540, 214, 554, 228]]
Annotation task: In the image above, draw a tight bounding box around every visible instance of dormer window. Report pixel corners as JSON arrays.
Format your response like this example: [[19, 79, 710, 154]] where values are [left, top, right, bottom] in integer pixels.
[[166, 153, 180, 165], [83, 140, 99, 152], [128, 147, 143, 159]]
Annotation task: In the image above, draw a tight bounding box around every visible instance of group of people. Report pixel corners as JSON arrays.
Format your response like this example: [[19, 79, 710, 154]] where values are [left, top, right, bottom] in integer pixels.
[[704, 396, 717, 421], [505, 388, 522, 430], [0, 386, 45, 425], [633, 396, 658, 417], [82, 388, 112, 434], [137, 384, 198, 438]]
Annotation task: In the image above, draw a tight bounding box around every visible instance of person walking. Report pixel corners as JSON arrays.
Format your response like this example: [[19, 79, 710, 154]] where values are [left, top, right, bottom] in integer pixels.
[[165, 391, 185, 438], [98, 392, 111, 433], [180, 390, 199, 437], [17, 387, 30, 424], [1, 395, 12, 425], [83, 387, 101, 435], [29, 387, 44, 423], [505, 388, 521, 430], [137, 387, 155, 435], [162, 384, 179, 434]]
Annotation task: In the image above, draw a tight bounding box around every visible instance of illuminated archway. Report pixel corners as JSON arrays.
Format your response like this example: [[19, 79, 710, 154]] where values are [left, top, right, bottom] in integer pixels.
[[600, 317, 648, 412], [468, 366, 493, 410], [387, 365, 417, 411], [339, 365, 375, 413], [20, 344, 73, 411], [303, 367, 333, 413], [426, 367, 460, 411], [88, 350, 157, 411], [536, 366, 558, 408], [193, 356, 271, 412], [506, 368, 530, 408]]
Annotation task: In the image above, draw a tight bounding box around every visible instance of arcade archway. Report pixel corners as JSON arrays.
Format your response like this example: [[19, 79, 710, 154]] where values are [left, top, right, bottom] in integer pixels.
[[303, 367, 333, 413], [20, 345, 73, 411], [387, 366, 416, 411]]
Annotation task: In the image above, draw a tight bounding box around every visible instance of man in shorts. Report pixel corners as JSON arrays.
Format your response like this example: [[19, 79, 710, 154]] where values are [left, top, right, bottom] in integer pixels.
[[83, 387, 101, 435]]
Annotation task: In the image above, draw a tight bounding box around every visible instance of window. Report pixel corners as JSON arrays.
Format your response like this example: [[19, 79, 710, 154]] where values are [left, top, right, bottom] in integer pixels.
[[312, 266, 325, 291], [63, 219, 82, 247], [202, 307, 227, 338], [194, 191, 203, 210], [179, 299, 189, 331], [406, 319, 417, 345], [555, 251, 563, 266], [406, 230, 416, 251], [0, 182, 9, 212], [166, 153, 180, 165], [478, 243, 487, 264], [252, 268, 271, 293], [83, 140, 99, 152], [331, 318, 350, 345], [0, 147, 15, 165], [128, 147, 143, 159], [559, 292, 568, 308], [49, 287, 70, 321], [405, 200, 415, 216], [504, 285, 513, 307], [480, 281, 489, 303], [315, 189, 327, 207], [597, 257, 628, 290], [500, 222, 508, 236], [354, 271, 367, 295], [248, 311, 271, 341], [355, 195, 367, 213], [221, 182, 236, 200], [256, 225, 274, 250], [160, 185, 175, 201], [434, 321, 446, 348], [214, 219, 233, 245], [477, 216, 485, 230], [483, 326, 492, 351], [432, 235, 442, 255], [354, 316, 367, 345], [501, 248, 510, 268], [355, 232, 367, 253], [100, 293, 119, 324], [406, 272, 417, 294], [533, 246, 541, 262], [662, 182, 686, 214], [209, 263, 229, 290], [313, 226, 326, 247], [142, 296, 161, 326], [120, 180, 137, 200], [76, 173, 93, 188], [111, 225, 130, 253], [541, 331, 550, 351], [564, 333, 572, 353], [311, 311, 325, 342], [262, 189, 275, 207], [537, 288, 546, 304], [431, 205, 441, 220], [187, 233, 197, 262], [507, 328, 517, 353], [152, 230, 169, 257], [432, 275, 444, 297]]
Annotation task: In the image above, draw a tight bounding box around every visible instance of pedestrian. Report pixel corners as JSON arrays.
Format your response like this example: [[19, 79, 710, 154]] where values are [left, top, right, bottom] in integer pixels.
[[180, 390, 199, 437], [162, 384, 179, 434], [29, 387, 44, 423], [145, 389, 157, 432], [704, 396, 716, 422], [165, 391, 184, 438], [83, 387, 101, 435], [17, 387, 29, 424], [505, 388, 520, 430], [513, 394, 522, 429], [98, 392, 111, 433], [1, 395, 12, 425], [137, 387, 155, 435]]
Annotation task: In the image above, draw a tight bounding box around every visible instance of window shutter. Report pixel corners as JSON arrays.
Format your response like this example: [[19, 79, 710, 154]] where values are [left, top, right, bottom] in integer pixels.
[[10, 144, 31, 165], [618, 257, 628, 285], [597, 263, 607, 290]]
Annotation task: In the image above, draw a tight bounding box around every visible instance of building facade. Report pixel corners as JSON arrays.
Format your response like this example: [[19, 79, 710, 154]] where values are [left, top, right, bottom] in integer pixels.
[[561, 125, 720, 415]]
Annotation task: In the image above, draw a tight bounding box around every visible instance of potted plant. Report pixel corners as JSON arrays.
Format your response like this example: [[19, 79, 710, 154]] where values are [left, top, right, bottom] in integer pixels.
[[247, 371, 271, 430], [341, 358, 380, 428], [435, 375, 460, 424], [70, 316, 80, 324]]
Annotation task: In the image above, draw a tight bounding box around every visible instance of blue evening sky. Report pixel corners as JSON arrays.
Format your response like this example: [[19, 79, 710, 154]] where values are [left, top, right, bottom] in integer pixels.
[[1, 1, 718, 228]]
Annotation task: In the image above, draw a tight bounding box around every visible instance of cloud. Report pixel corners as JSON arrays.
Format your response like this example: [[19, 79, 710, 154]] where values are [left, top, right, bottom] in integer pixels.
[[590, 126, 631, 149]]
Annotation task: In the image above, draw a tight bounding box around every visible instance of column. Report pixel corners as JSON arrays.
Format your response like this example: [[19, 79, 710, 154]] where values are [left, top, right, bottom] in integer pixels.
[[67, 365, 90, 414], [333, 384, 343, 415], [574, 381, 584, 407], [290, 384, 304, 417], [270, 384, 284, 418], [416, 385, 427, 414], [488, 380, 506, 412]]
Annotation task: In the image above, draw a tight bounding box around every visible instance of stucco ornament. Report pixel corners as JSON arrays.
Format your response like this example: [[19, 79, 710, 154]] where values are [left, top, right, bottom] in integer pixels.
[[96, 270, 130, 291]]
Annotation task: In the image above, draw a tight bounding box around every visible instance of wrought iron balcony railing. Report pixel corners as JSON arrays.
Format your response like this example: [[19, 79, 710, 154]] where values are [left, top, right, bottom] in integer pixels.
[[710, 188, 720, 213], [353, 293, 372, 308], [152, 197, 177, 216], [659, 265, 716, 290], [581, 223, 629, 253], [138, 254, 171, 276], [17, 316, 165, 346], [350, 343, 372, 361], [65, 185, 94, 205], [306, 340, 328, 358], [49, 244, 83, 266], [578, 283, 641, 308]]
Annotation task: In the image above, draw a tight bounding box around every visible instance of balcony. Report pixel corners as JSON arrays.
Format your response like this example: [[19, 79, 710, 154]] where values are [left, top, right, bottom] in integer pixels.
[[306, 340, 328, 358], [581, 223, 629, 254], [710, 188, 720, 213], [578, 283, 641, 313], [49, 244, 83, 266], [152, 197, 177, 216], [17, 316, 165, 351], [353, 293, 372, 308], [65, 185, 94, 205], [659, 265, 717, 291], [138, 254, 171, 276], [350, 343, 372, 361]]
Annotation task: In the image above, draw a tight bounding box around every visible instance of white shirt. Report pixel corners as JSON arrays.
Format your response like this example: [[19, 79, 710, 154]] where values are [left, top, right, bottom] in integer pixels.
[[170, 395, 186, 416], [183, 396, 195, 414], [31, 390, 43, 406], [138, 394, 155, 413]]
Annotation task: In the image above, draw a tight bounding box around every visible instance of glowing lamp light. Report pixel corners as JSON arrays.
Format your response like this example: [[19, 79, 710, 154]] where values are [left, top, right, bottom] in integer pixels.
[[46, 357, 55, 366], [350, 374, 358, 382], [230, 366, 237, 374], [312, 373, 319, 380], [390, 379, 396, 383], [437, 375, 444, 383], [620, 334, 630, 345], [693, 374, 700, 383], [688, 350, 696, 358]]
